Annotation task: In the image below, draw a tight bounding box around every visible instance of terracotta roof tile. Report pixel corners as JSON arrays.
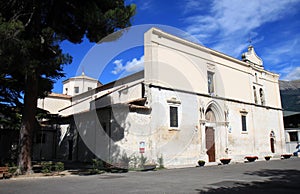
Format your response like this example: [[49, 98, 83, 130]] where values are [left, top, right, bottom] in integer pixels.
[[48, 93, 71, 99]]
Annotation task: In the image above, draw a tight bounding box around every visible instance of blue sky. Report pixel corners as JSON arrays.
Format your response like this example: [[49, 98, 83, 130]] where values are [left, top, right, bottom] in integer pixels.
[[54, 0, 300, 93]]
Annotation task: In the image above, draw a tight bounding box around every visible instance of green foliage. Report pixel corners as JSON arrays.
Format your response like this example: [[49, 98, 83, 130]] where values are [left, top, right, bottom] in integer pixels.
[[92, 159, 104, 170], [89, 159, 105, 174], [157, 155, 165, 169], [198, 160, 205, 166], [4, 162, 17, 174], [8, 166, 17, 174], [89, 168, 103, 175], [140, 154, 147, 168], [120, 152, 131, 166], [40, 161, 64, 175], [131, 155, 139, 169], [54, 162, 64, 173], [0, 0, 135, 174], [41, 161, 53, 174]]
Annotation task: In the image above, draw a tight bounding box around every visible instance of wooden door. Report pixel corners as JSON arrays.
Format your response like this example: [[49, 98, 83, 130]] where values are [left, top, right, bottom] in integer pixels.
[[270, 138, 275, 153], [205, 127, 215, 162]]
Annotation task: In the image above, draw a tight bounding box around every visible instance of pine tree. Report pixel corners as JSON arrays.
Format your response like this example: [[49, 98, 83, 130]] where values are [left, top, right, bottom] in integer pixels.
[[0, 0, 135, 174]]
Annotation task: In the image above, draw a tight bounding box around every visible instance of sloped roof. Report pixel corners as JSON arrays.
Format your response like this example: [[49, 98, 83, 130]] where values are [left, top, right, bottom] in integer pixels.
[[48, 93, 71, 99]]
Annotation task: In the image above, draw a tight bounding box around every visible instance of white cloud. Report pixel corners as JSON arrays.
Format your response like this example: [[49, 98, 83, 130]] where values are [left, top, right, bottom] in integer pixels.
[[124, 56, 144, 72], [111, 59, 124, 75], [183, 0, 299, 57], [111, 56, 144, 75], [140, 0, 152, 10], [183, 0, 207, 14], [280, 66, 300, 81]]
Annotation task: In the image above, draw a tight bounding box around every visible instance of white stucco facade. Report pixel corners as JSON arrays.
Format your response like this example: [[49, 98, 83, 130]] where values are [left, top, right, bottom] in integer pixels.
[[38, 28, 285, 167], [140, 28, 285, 166], [62, 72, 101, 96], [37, 93, 71, 114]]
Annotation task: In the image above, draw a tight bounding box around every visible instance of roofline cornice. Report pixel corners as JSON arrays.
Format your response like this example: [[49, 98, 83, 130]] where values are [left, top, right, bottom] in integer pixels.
[[151, 28, 250, 67], [150, 28, 278, 77]]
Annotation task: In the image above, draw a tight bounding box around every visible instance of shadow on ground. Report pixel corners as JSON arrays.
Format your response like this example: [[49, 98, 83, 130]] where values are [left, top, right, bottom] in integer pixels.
[[197, 169, 300, 194]]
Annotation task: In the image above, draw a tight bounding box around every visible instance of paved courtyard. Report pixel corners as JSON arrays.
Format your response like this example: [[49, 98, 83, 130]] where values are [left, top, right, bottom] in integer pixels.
[[1, 158, 300, 194]]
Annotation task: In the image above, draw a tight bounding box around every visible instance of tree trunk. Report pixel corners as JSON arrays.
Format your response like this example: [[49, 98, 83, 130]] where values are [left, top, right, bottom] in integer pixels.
[[17, 71, 38, 174]]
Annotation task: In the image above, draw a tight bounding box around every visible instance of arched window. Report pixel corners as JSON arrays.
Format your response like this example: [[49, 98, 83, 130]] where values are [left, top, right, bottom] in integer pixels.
[[259, 88, 265, 105], [270, 131, 275, 153], [253, 86, 258, 104]]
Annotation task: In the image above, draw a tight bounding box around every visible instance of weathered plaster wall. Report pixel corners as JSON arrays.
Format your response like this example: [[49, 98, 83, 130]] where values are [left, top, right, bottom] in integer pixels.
[[37, 96, 71, 114], [141, 28, 285, 167]]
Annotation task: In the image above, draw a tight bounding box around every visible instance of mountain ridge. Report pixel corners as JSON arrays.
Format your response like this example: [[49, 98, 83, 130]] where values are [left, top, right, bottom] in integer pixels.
[[279, 79, 300, 112]]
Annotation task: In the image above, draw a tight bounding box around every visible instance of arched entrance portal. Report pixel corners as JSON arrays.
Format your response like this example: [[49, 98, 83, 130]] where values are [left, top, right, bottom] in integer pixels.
[[205, 109, 216, 162]]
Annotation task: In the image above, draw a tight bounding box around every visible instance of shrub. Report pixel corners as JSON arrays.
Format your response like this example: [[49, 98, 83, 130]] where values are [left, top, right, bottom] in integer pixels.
[[131, 155, 139, 169], [157, 155, 164, 169], [92, 159, 104, 170], [5, 162, 17, 174], [90, 159, 104, 174], [120, 153, 131, 167], [41, 161, 53, 174], [55, 162, 64, 173], [9, 167, 17, 174], [140, 155, 147, 168], [198, 160, 205, 166]]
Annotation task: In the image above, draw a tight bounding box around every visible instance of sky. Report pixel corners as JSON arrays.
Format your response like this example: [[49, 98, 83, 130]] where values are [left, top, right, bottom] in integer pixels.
[[54, 0, 300, 93]]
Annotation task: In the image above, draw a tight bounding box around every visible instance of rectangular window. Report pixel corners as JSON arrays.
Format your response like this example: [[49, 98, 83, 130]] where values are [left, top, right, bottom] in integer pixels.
[[74, 87, 79, 94], [207, 71, 214, 94], [170, 106, 178, 128], [241, 115, 247, 132], [289, 132, 298, 142], [88, 87, 92, 91]]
